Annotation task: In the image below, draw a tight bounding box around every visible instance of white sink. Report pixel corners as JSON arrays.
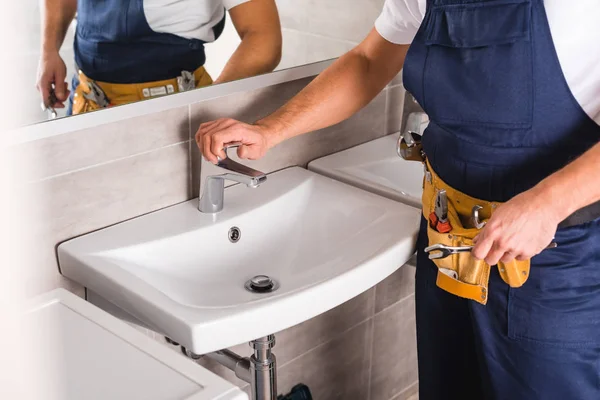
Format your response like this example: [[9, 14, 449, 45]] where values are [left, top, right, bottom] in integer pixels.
[[58, 167, 419, 355], [25, 289, 247, 400], [308, 134, 425, 209]]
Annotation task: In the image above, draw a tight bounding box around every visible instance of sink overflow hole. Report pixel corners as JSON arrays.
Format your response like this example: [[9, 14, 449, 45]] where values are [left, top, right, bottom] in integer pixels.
[[228, 227, 241, 243], [245, 275, 279, 294]]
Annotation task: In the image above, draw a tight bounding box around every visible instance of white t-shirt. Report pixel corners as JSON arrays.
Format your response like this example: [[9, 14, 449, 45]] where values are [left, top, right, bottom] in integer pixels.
[[144, 0, 250, 42], [375, 0, 600, 125]]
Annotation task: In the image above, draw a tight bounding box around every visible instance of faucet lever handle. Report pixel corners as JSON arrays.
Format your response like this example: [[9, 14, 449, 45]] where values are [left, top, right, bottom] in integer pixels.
[[221, 142, 243, 158], [215, 143, 266, 179]]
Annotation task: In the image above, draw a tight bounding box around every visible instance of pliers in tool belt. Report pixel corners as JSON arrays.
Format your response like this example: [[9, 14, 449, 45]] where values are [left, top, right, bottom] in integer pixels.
[[83, 80, 110, 108], [429, 190, 452, 233]]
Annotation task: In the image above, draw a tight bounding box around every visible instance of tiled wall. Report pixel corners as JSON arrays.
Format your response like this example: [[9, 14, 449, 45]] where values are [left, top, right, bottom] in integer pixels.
[[13, 73, 416, 400]]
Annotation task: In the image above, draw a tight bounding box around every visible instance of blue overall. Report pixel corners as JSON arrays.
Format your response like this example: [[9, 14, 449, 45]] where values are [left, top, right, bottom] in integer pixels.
[[402, 0, 600, 399]]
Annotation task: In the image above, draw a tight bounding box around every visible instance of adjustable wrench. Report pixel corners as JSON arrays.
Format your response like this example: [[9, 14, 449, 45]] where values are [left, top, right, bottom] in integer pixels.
[[40, 85, 58, 119], [425, 242, 558, 260]]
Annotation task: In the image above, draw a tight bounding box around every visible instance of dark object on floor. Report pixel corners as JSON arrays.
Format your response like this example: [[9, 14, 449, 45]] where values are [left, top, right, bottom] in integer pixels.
[[278, 384, 312, 400]]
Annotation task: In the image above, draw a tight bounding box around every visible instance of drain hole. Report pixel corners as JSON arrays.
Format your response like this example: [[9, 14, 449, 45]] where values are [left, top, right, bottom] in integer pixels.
[[245, 275, 279, 293], [228, 227, 241, 243]]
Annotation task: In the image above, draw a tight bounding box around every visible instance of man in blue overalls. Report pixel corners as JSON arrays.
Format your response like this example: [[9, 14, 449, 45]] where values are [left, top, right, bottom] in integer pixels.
[[36, 0, 281, 115], [196, 1, 600, 398]]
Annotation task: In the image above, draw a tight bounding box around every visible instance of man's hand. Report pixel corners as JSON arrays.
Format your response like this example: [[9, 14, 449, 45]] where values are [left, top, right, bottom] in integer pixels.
[[471, 189, 560, 265], [36, 51, 70, 108], [196, 118, 276, 163]]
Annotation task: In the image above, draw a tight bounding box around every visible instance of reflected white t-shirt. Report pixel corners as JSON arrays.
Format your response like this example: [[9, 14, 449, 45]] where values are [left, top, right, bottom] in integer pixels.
[[144, 0, 250, 42], [375, 0, 600, 125]]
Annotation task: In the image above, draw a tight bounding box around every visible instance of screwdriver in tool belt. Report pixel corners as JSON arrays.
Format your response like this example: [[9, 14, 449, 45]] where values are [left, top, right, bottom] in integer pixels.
[[429, 190, 452, 233]]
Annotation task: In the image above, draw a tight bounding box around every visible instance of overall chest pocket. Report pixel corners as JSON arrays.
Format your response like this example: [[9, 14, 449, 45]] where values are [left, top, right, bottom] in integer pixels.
[[422, 0, 533, 132]]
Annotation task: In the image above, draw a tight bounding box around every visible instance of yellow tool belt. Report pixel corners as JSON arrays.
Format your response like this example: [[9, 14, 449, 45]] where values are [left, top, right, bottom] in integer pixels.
[[422, 160, 530, 305], [72, 66, 213, 115]]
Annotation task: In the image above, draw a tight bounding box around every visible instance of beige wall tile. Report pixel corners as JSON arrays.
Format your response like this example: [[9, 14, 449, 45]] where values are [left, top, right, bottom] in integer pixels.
[[389, 70, 404, 89], [370, 295, 418, 400], [386, 85, 406, 135], [190, 78, 312, 127], [375, 264, 415, 314], [14, 106, 189, 181], [274, 288, 374, 366], [276, 319, 373, 400], [22, 142, 190, 297], [390, 381, 419, 400]]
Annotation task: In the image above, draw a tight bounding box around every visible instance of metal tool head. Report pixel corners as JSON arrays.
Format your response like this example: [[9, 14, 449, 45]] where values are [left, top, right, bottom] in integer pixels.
[[397, 131, 425, 161], [471, 205, 486, 229], [40, 85, 59, 119], [435, 190, 448, 220], [41, 101, 57, 119], [424, 243, 473, 260], [83, 80, 110, 108]]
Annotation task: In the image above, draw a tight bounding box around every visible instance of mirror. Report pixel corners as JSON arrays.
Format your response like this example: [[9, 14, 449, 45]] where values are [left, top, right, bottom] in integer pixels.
[[17, 0, 384, 127]]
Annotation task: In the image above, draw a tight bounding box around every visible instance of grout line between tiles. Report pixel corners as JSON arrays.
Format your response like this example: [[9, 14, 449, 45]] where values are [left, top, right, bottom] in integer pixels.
[[34, 140, 191, 182], [388, 380, 419, 400], [187, 105, 193, 198], [374, 292, 415, 318], [366, 290, 377, 400], [384, 86, 390, 136]]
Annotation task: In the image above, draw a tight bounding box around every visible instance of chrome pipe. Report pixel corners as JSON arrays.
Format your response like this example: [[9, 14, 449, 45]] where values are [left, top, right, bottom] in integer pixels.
[[205, 350, 251, 383]]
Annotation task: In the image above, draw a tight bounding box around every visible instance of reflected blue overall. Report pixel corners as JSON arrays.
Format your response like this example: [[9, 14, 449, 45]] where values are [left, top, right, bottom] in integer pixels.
[[66, 0, 226, 114], [402, 0, 600, 398]]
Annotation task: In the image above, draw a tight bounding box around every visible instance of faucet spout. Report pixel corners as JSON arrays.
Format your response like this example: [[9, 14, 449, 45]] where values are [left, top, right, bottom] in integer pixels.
[[198, 144, 267, 213]]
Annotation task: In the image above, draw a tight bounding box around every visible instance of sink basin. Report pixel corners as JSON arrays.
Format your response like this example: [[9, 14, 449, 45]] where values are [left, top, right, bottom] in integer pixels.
[[25, 289, 247, 400], [308, 134, 425, 209], [58, 167, 419, 354]]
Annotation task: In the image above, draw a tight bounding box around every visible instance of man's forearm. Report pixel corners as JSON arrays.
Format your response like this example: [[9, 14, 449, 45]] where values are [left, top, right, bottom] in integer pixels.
[[532, 141, 600, 221], [215, 33, 281, 84], [257, 29, 410, 148], [41, 0, 77, 53]]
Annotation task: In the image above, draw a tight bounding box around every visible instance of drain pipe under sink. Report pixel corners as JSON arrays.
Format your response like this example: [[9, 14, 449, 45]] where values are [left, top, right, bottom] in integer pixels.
[[182, 335, 278, 400]]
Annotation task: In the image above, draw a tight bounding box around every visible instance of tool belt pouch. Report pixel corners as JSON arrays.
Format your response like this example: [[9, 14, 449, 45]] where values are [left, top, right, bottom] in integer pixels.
[[72, 77, 102, 115], [422, 163, 531, 305]]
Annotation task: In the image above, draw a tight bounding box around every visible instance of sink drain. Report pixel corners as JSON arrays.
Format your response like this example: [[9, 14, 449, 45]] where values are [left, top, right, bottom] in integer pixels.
[[228, 227, 241, 243], [245, 275, 279, 293]]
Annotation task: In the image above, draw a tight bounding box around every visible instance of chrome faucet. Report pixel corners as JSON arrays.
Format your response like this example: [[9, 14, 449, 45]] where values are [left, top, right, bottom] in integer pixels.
[[199, 143, 267, 213]]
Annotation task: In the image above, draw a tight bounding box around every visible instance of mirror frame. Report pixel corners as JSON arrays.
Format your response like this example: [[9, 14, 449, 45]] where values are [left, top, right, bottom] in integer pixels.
[[9, 59, 335, 146]]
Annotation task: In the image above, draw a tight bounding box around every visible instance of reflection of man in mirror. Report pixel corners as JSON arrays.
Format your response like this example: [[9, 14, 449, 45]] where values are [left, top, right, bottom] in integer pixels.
[[36, 0, 282, 115]]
